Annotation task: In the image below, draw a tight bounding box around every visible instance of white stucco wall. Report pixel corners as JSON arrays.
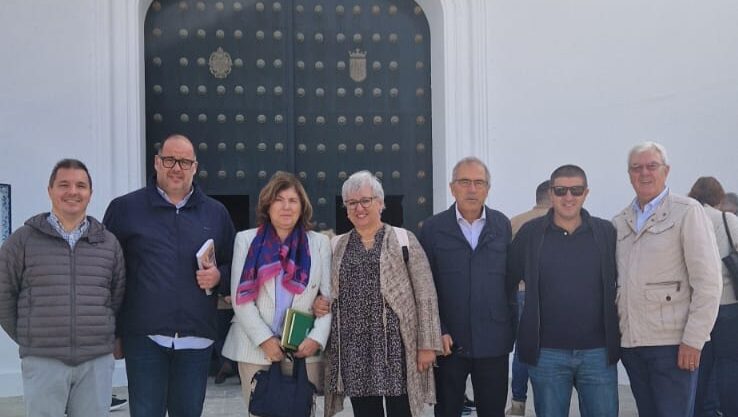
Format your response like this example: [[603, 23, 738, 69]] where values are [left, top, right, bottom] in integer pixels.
[[0, 0, 137, 397], [0, 0, 736, 397], [485, 0, 738, 218]]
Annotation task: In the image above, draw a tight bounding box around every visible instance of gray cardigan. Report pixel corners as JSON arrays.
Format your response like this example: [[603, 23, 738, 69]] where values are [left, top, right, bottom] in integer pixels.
[[0, 213, 126, 365]]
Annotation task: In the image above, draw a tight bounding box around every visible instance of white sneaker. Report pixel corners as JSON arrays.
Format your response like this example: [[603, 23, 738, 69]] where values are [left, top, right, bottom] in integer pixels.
[[505, 399, 526, 416]]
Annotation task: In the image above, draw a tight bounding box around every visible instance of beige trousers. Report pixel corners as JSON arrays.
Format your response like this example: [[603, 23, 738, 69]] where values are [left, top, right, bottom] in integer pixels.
[[238, 360, 324, 416]]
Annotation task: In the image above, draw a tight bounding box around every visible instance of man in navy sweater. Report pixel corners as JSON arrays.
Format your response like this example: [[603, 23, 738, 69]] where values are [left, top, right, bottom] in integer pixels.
[[508, 164, 620, 417], [104, 134, 235, 417]]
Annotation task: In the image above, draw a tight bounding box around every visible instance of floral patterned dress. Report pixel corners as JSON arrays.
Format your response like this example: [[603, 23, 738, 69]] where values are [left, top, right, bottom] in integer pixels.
[[327, 227, 407, 397]]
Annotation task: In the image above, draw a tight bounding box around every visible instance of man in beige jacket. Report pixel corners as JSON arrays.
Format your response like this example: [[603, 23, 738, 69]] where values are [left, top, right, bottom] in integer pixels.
[[613, 141, 722, 417]]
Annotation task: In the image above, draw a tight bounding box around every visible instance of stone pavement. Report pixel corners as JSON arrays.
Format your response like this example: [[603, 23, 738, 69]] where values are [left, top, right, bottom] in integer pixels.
[[0, 377, 639, 416]]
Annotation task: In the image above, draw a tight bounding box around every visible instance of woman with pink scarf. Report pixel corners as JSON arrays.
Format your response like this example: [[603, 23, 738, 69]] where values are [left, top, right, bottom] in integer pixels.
[[222, 171, 331, 413]]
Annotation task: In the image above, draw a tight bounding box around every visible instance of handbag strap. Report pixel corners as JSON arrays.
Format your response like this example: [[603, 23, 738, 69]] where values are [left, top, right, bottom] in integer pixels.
[[291, 357, 308, 381], [723, 211, 736, 250]]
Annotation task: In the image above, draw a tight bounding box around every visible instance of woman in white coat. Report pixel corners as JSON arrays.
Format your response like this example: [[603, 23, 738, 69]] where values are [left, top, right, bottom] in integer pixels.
[[222, 171, 331, 411]]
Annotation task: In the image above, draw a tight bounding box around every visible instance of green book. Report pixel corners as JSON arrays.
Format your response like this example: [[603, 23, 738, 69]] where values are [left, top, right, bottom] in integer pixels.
[[280, 308, 315, 351]]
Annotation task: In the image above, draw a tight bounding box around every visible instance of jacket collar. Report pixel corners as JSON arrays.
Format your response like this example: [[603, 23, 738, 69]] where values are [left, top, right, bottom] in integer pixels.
[[620, 192, 672, 235], [540, 207, 592, 231], [25, 212, 107, 244], [146, 175, 204, 209], [442, 203, 498, 247], [454, 204, 487, 224]]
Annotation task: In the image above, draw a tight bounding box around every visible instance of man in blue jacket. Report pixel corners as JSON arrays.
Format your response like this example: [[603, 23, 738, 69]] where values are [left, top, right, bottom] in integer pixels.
[[418, 157, 515, 417], [104, 134, 235, 417], [508, 165, 620, 417]]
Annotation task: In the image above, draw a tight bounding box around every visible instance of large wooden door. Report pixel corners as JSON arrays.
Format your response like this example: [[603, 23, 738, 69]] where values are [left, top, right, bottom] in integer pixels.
[[145, 0, 432, 233]]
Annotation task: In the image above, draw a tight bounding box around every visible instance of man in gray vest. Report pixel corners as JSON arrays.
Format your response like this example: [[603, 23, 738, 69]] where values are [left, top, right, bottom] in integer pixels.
[[0, 159, 126, 417]]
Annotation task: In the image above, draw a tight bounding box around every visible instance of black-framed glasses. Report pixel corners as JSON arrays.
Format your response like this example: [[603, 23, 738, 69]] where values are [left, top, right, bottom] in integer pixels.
[[628, 162, 664, 173], [454, 179, 488, 188], [343, 197, 376, 211], [158, 155, 196, 170], [551, 185, 586, 197]]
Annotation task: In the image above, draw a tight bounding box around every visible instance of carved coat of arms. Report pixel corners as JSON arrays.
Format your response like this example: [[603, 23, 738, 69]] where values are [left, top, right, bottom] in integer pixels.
[[209, 47, 232, 79], [349, 49, 367, 82]]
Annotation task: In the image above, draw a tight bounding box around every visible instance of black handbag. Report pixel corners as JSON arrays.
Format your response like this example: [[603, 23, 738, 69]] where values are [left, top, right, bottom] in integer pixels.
[[249, 357, 315, 417], [721, 211, 738, 298]]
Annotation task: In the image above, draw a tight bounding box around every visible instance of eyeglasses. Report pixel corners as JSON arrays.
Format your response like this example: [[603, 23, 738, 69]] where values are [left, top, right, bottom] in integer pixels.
[[628, 162, 664, 173], [158, 155, 196, 170], [453, 179, 488, 188], [343, 197, 376, 211], [551, 186, 586, 197]]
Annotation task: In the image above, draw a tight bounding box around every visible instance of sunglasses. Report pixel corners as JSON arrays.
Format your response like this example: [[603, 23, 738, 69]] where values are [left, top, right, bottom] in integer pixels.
[[551, 186, 586, 197]]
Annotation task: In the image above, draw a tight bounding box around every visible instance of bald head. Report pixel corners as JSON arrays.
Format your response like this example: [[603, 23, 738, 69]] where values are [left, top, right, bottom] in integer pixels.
[[154, 134, 198, 204]]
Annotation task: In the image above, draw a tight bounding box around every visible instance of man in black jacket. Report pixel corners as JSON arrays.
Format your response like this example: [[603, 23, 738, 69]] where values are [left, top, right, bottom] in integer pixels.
[[0, 159, 126, 417], [508, 164, 620, 417], [104, 135, 235, 417], [419, 157, 515, 417]]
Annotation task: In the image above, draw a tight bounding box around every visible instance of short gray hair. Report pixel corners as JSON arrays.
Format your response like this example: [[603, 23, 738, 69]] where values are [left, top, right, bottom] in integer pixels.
[[342, 170, 385, 205], [627, 141, 669, 167], [451, 156, 491, 184]]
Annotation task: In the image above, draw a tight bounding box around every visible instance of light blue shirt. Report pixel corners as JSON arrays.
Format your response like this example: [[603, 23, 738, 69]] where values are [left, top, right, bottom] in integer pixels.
[[632, 186, 670, 232], [156, 186, 193, 210], [150, 186, 213, 350], [455, 205, 487, 249], [47, 212, 89, 249]]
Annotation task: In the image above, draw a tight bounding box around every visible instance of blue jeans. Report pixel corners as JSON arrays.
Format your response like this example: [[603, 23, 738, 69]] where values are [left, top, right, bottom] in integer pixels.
[[123, 335, 213, 417], [696, 302, 738, 417], [528, 348, 618, 417], [622, 345, 699, 417], [511, 290, 529, 402]]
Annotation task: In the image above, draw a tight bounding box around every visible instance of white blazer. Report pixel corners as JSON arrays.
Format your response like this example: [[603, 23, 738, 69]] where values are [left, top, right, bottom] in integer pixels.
[[222, 229, 332, 365]]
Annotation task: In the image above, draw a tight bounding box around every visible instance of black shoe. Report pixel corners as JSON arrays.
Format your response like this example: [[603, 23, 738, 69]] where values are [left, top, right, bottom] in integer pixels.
[[110, 395, 128, 411], [214, 366, 237, 384], [464, 395, 476, 410]]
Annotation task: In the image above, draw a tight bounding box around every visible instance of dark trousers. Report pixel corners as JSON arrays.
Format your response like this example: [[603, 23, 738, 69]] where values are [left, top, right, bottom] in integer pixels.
[[434, 353, 509, 417], [511, 290, 529, 402], [123, 335, 213, 417], [694, 341, 720, 417], [695, 303, 738, 417], [622, 345, 699, 417], [212, 308, 236, 374], [350, 395, 412, 417]]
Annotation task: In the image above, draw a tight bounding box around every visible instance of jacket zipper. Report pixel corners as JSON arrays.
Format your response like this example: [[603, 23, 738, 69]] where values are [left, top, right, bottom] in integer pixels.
[[70, 242, 77, 362], [593, 224, 613, 360], [534, 235, 545, 355]]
